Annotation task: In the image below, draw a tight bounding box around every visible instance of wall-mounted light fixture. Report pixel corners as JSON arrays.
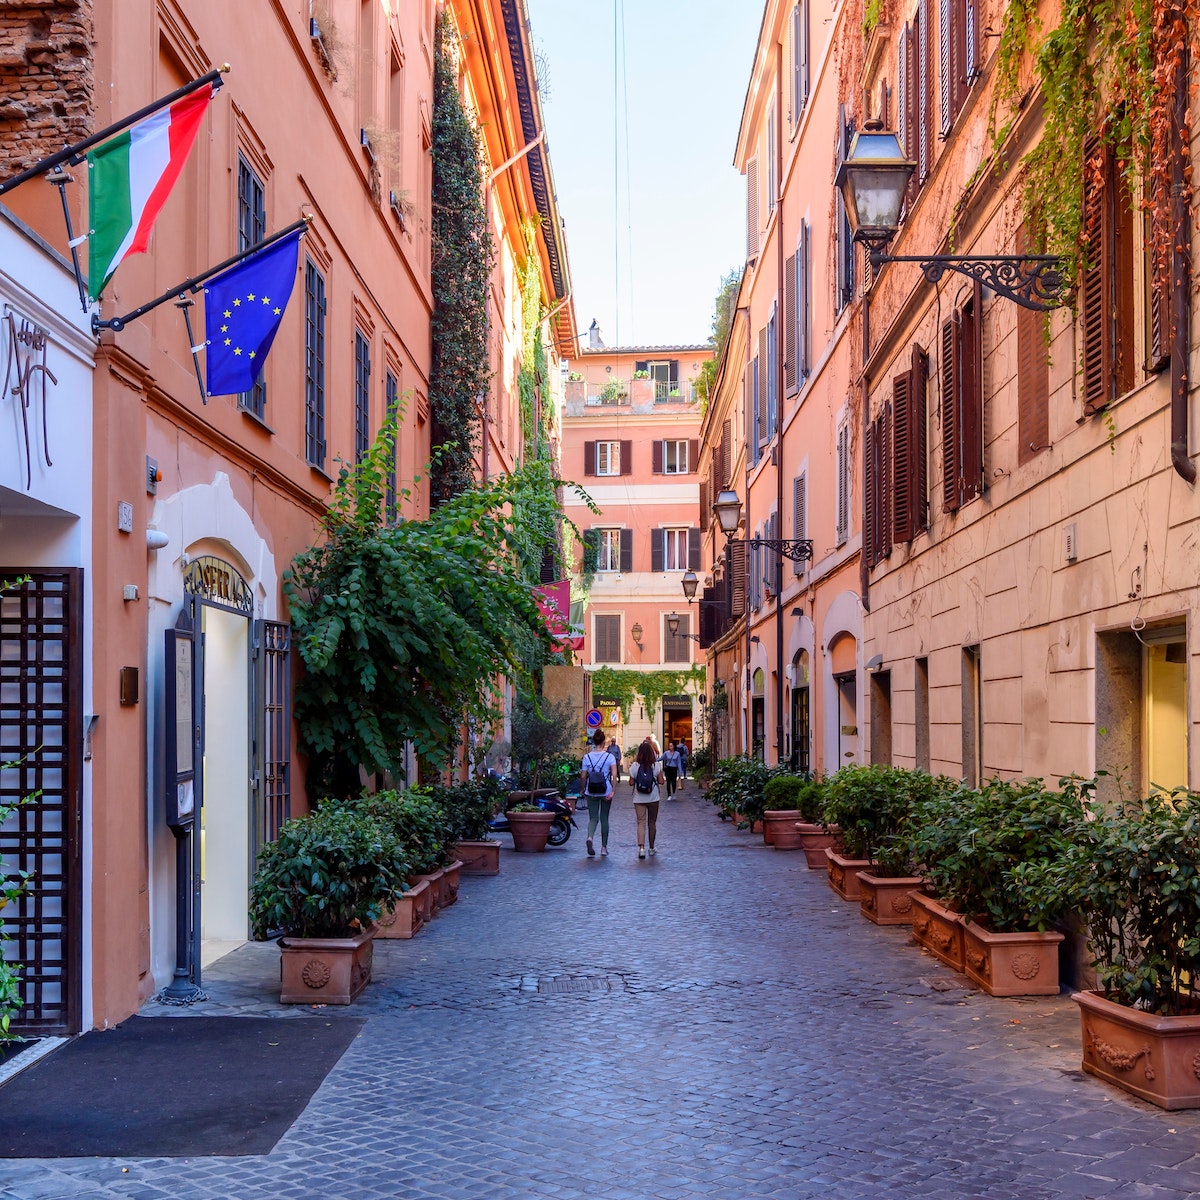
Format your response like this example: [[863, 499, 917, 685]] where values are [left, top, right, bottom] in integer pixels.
[[630, 622, 643, 645], [713, 490, 813, 562], [866, 653, 884, 672], [665, 611, 702, 642]]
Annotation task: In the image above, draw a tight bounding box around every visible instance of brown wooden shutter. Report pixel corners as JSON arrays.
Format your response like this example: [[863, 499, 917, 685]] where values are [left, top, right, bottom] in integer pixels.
[[651, 529, 664, 573], [941, 317, 960, 512], [584, 440, 596, 476], [961, 283, 983, 504], [911, 344, 929, 532], [652, 440, 663, 473], [1080, 137, 1108, 412], [918, 0, 931, 184], [880, 408, 892, 561], [689, 439, 699, 472], [865, 419, 877, 566], [721, 420, 732, 487], [784, 250, 797, 393], [891, 370, 911, 544], [729, 539, 748, 616], [798, 221, 810, 380], [619, 528, 633, 573], [1016, 229, 1050, 464], [688, 526, 701, 569], [582, 528, 599, 573], [699, 476, 710, 529], [836, 423, 849, 543], [620, 439, 633, 476], [792, 473, 807, 575], [939, 0, 952, 135]]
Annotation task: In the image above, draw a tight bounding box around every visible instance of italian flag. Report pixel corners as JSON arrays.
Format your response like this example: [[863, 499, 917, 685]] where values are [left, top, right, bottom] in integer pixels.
[[87, 84, 213, 301]]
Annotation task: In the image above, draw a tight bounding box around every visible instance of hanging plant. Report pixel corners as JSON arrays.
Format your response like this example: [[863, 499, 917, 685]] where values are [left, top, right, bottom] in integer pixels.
[[590, 666, 705, 724]]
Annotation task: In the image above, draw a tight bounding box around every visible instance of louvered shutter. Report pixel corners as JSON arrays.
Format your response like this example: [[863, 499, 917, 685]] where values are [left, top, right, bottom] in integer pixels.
[[746, 366, 757, 466], [651, 529, 664, 573], [898, 25, 911, 163], [941, 317, 960, 512], [798, 0, 810, 112], [721, 420, 732, 487], [746, 158, 760, 258], [961, 285, 984, 503], [939, 0, 952, 135], [792, 473, 807, 575], [918, 0, 930, 185], [784, 251, 798, 393], [582, 528, 599, 573], [730, 539, 748, 616], [584, 440, 596, 476], [864, 419, 877, 566], [767, 310, 778, 435], [669, 360, 679, 385], [798, 221, 810, 380], [911, 345, 929, 532], [892, 370, 911, 544], [836, 424, 849, 544], [699, 476, 710, 528], [757, 329, 768, 444], [652, 440, 663, 473], [619, 528, 633, 573], [880, 407, 893, 560], [688, 527, 701, 569], [620, 439, 633, 475], [1016, 228, 1050, 464], [689, 439, 699, 472]]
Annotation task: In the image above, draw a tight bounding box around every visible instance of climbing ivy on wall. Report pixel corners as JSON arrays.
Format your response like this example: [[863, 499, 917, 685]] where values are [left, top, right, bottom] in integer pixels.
[[590, 666, 706, 724], [430, 15, 493, 506], [516, 219, 543, 458]]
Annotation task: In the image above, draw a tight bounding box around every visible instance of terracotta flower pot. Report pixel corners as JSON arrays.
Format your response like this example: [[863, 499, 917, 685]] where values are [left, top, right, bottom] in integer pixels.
[[796, 822, 838, 869], [456, 840, 501, 876], [857, 871, 924, 926], [441, 860, 462, 905], [1073, 990, 1200, 1110], [506, 809, 555, 852], [413, 867, 445, 913], [824, 848, 874, 901], [404, 874, 434, 925], [375, 879, 429, 940], [279, 924, 374, 1004], [763, 810, 805, 849], [962, 922, 1063, 997], [910, 891, 965, 973]]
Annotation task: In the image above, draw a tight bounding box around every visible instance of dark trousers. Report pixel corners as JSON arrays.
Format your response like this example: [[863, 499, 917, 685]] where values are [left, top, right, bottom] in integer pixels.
[[663, 766, 678, 796]]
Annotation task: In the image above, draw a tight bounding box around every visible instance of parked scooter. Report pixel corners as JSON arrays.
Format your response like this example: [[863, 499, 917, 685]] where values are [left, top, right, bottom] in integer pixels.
[[487, 790, 576, 847]]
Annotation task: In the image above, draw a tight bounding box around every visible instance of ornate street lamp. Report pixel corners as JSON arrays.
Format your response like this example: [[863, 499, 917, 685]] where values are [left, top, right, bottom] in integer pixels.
[[666, 611, 702, 642], [834, 121, 1069, 311], [630, 621, 643, 645], [712, 490, 813, 563]]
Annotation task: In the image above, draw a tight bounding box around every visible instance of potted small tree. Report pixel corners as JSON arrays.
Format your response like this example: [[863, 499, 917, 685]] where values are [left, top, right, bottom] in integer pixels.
[[1026, 782, 1200, 1109], [250, 803, 405, 1004], [705, 755, 779, 831], [439, 775, 505, 876], [761, 774, 820, 850]]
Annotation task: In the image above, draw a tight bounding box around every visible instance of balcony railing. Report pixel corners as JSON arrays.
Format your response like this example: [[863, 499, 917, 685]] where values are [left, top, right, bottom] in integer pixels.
[[653, 380, 694, 402]]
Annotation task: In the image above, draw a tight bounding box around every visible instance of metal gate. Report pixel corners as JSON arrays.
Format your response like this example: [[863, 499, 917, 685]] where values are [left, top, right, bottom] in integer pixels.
[[252, 619, 291, 852], [0, 569, 82, 1035]]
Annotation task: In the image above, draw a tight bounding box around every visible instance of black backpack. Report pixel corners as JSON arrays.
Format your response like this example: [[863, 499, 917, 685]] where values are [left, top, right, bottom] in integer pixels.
[[634, 761, 656, 794], [584, 753, 609, 795]]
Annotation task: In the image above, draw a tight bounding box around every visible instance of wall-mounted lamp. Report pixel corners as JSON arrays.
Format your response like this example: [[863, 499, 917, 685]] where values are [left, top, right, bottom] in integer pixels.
[[630, 622, 643, 645], [713, 490, 813, 562], [834, 121, 1069, 311], [749, 635, 761, 644], [147, 528, 170, 550], [666, 611, 702, 642], [790, 607, 804, 619], [866, 654, 884, 672]]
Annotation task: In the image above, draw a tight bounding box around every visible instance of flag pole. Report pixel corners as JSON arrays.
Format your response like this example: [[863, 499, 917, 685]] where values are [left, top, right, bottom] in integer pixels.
[[0, 67, 229, 199], [175, 297, 208, 406], [91, 216, 310, 335], [46, 168, 89, 312]]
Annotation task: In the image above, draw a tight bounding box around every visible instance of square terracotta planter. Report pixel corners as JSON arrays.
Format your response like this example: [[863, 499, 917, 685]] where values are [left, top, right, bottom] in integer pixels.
[[375, 878, 429, 939], [1074, 990, 1200, 1110], [441, 860, 462, 905], [825, 848, 873, 901], [413, 868, 445, 913], [857, 871, 924, 926], [962, 922, 1063, 996], [279, 925, 374, 1004], [456, 840, 500, 876], [763, 811, 805, 849], [910, 891, 965, 972], [796, 823, 838, 869]]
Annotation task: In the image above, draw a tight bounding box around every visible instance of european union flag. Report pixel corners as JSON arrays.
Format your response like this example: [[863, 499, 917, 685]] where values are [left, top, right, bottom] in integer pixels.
[[204, 228, 302, 397]]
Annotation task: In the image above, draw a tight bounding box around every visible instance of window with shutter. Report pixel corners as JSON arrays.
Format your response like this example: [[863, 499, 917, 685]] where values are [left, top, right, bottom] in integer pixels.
[[651, 529, 665, 573], [836, 108, 856, 312], [917, 0, 931, 185], [798, 222, 810, 381], [767, 310, 778, 436], [594, 614, 621, 663], [757, 329, 769, 445], [721, 420, 732, 488], [866, 410, 891, 567], [730, 540, 748, 617], [836, 423, 850, 544], [941, 317, 960, 512], [620, 439, 633, 476], [699, 477, 710, 529], [652, 441, 664, 474], [766, 101, 777, 213], [664, 612, 691, 663], [865, 420, 877, 566], [792, 473, 807, 576], [619, 528, 633, 573], [791, 1, 810, 128], [689, 439, 699, 472], [911, 345, 929, 532], [584, 440, 596, 477], [688, 526, 702, 569], [746, 158, 760, 259], [784, 250, 798, 394], [942, 287, 983, 512], [892, 345, 929, 541], [1016, 229, 1050, 464]]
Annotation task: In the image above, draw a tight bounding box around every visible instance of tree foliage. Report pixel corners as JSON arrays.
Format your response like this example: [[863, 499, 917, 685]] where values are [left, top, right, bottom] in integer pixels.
[[430, 15, 493, 505], [286, 418, 574, 795]]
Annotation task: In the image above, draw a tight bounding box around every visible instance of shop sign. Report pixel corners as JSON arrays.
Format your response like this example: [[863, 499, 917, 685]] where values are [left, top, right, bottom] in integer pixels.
[[183, 555, 253, 614]]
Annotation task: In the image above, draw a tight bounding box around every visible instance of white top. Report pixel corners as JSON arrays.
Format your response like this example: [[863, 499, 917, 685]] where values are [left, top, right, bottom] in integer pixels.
[[628, 757, 663, 803], [581, 749, 615, 799]]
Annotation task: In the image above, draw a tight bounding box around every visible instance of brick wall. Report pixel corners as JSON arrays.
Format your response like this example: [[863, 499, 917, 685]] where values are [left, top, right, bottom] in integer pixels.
[[0, 1, 93, 179]]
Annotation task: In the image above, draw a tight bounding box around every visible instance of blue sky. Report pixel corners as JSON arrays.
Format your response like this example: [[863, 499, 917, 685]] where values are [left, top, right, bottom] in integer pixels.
[[524, 0, 763, 349]]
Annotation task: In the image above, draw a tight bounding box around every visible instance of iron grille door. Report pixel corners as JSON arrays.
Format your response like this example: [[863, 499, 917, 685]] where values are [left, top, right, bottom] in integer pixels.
[[0, 569, 82, 1035], [251, 620, 292, 854]]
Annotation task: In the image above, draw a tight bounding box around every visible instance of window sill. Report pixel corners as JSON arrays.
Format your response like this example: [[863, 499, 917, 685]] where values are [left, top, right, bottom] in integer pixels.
[[308, 462, 333, 483], [239, 407, 275, 435]]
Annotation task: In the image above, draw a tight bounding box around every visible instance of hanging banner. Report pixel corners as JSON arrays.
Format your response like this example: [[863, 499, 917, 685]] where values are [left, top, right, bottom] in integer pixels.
[[534, 579, 583, 652]]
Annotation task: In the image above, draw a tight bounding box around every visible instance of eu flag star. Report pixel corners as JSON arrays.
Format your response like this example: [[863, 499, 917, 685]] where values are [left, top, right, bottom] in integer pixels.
[[220, 324, 228, 333], [233, 347, 242, 356], [233, 298, 241, 307], [261, 296, 271, 305], [224, 338, 231, 346], [249, 351, 256, 359], [273, 306, 281, 315], [223, 309, 232, 318], [247, 293, 256, 302]]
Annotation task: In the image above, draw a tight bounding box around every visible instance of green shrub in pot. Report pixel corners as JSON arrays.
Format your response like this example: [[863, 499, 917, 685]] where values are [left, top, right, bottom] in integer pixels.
[[823, 764, 930, 873], [706, 755, 786, 827], [763, 773, 827, 823], [249, 803, 407, 940], [432, 775, 506, 843]]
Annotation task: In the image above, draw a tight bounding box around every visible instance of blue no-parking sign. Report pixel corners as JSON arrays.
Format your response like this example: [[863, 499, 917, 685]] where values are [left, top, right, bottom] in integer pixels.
[[585, 709, 603, 728]]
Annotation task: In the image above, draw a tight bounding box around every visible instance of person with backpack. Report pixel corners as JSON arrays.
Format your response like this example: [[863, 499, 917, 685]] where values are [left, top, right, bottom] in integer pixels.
[[628, 738, 665, 859], [607, 736, 622, 781], [580, 728, 616, 857], [676, 740, 689, 781], [660, 743, 680, 798]]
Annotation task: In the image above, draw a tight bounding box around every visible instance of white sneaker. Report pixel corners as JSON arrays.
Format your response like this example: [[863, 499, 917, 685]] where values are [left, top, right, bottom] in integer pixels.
[[637, 847, 646, 859], [649, 846, 656, 856]]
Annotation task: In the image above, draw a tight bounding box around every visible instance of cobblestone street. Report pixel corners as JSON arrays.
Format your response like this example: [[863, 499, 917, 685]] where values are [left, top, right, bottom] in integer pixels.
[[2, 782, 1199, 1200]]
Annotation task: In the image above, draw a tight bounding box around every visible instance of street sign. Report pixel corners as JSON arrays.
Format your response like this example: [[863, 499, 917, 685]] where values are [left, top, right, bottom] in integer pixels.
[[585, 708, 603, 728]]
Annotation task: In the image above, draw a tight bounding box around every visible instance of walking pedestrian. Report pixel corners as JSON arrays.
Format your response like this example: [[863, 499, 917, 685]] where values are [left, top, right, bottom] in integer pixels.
[[661, 742, 680, 798], [607, 736, 622, 781], [676, 740, 689, 781], [628, 738, 664, 858], [580, 728, 615, 857]]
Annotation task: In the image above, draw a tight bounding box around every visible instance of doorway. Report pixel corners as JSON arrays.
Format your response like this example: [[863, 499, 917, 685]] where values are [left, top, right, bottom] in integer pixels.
[[662, 701, 693, 755], [834, 671, 857, 765]]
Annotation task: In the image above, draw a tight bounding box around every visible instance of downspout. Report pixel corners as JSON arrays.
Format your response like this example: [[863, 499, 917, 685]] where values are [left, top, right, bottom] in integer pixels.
[[483, 132, 547, 481], [744, 302, 754, 757], [774, 41, 787, 766], [1169, 18, 1194, 485], [859, 293, 872, 611]]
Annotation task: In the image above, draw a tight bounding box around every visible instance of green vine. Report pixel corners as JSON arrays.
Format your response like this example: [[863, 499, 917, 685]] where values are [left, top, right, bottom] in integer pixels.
[[590, 666, 705, 724], [516, 219, 542, 457], [430, 15, 493, 505]]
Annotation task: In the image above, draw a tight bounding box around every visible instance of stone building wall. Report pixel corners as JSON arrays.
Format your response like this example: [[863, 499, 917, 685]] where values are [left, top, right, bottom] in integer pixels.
[[0, 1, 93, 178]]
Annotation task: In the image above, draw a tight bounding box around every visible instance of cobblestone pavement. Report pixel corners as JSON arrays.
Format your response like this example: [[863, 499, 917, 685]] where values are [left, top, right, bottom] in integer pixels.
[[3, 781, 1199, 1199]]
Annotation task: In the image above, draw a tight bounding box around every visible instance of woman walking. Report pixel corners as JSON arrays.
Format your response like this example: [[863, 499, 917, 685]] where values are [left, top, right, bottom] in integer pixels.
[[580, 728, 615, 857], [628, 738, 664, 858], [661, 742, 680, 798]]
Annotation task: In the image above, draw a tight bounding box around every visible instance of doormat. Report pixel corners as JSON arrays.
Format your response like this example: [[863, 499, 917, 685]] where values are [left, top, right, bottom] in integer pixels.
[[0, 1014, 364, 1158]]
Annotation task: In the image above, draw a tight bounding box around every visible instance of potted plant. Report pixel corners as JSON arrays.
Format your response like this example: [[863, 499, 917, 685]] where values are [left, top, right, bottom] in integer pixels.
[[506, 800, 556, 852], [761, 774, 819, 850], [705, 755, 780, 831], [908, 776, 1072, 990], [250, 803, 405, 1003], [438, 776, 503, 876], [1025, 782, 1200, 1109]]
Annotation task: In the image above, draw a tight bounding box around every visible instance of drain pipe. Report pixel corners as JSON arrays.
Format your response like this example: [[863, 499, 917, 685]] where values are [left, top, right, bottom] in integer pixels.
[[1169, 18, 1194, 485], [774, 41, 787, 766]]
